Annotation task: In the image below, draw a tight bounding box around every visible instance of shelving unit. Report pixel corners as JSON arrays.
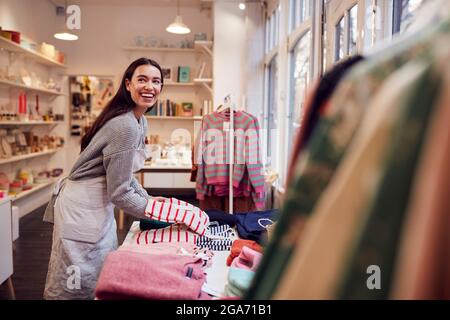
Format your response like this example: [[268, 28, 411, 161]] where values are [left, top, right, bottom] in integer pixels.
[[0, 120, 64, 126], [193, 78, 213, 94], [164, 82, 197, 87], [0, 36, 66, 68], [0, 149, 58, 165], [0, 34, 66, 219], [0, 78, 65, 96]]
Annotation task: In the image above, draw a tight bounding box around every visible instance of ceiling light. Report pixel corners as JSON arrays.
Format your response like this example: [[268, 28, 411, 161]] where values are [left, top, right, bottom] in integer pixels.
[[54, 32, 78, 41], [53, 0, 79, 41], [166, 0, 191, 35], [239, 3, 246, 10]]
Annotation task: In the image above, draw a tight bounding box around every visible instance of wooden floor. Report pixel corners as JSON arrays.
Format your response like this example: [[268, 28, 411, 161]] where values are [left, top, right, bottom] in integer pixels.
[[0, 195, 198, 300]]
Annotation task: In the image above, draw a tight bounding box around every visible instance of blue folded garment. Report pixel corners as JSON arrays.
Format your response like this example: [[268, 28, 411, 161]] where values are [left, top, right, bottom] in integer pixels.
[[234, 209, 278, 243], [205, 209, 238, 227]]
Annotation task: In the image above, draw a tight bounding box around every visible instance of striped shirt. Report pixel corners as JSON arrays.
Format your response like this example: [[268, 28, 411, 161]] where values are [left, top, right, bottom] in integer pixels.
[[195, 111, 265, 208]]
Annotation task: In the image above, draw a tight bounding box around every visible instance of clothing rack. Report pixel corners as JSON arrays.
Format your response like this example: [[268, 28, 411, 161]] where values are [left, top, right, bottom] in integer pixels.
[[223, 94, 234, 214]]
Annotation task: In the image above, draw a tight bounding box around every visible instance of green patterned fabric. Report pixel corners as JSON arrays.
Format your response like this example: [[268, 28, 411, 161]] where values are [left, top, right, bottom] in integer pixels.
[[246, 20, 450, 300], [337, 43, 448, 300]]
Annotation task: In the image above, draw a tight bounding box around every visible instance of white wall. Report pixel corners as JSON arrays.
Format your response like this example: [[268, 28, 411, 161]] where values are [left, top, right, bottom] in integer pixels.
[[213, 1, 246, 108]]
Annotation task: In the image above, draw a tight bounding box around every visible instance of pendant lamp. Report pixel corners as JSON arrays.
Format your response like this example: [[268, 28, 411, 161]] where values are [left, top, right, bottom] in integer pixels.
[[166, 0, 191, 35], [54, 0, 78, 41]]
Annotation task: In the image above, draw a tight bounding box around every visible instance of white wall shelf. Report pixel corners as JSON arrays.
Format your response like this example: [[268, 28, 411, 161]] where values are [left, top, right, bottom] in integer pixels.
[[0, 78, 66, 96], [0, 149, 58, 165], [0, 37, 66, 68], [123, 46, 197, 53], [164, 82, 197, 87], [146, 116, 202, 121], [11, 179, 55, 202], [0, 120, 64, 126]]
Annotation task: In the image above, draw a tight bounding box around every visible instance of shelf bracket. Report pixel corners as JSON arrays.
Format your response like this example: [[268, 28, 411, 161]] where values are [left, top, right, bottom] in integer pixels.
[[201, 82, 213, 95]]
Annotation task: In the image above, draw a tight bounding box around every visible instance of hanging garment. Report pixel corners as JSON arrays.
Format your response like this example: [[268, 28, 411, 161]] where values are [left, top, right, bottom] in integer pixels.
[[235, 209, 278, 244], [390, 54, 450, 300], [247, 18, 450, 300], [273, 60, 437, 300], [227, 239, 263, 266], [196, 224, 237, 251], [337, 55, 444, 299], [95, 251, 206, 300], [144, 197, 209, 236], [196, 110, 265, 209], [200, 196, 256, 214], [286, 56, 365, 188]]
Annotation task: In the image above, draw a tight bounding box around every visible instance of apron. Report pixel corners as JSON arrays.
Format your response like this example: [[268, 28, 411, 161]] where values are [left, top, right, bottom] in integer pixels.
[[43, 147, 149, 300]]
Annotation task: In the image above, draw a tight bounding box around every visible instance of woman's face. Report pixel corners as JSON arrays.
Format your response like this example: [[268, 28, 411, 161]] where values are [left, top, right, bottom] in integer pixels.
[[125, 64, 162, 109]]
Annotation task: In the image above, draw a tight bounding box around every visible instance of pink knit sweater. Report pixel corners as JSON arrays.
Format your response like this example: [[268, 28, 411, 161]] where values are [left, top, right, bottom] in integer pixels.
[[95, 250, 206, 300], [196, 111, 265, 208]]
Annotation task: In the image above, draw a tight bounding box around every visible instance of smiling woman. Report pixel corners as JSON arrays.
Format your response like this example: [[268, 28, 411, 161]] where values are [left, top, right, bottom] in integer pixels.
[[43, 57, 167, 300]]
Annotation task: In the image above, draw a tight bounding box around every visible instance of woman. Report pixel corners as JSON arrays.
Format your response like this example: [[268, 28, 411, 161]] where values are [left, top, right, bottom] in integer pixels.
[[43, 58, 164, 300]]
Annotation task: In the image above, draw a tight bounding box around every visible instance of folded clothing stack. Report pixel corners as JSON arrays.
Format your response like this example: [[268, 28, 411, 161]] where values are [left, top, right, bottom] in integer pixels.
[[235, 209, 278, 244], [224, 267, 255, 298], [226, 239, 263, 266], [144, 197, 209, 236], [95, 250, 206, 300], [196, 224, 237, 251]]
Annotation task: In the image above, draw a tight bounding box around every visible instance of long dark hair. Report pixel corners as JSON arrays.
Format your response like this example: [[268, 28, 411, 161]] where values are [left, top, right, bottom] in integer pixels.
[[80, 58, 164, 152]]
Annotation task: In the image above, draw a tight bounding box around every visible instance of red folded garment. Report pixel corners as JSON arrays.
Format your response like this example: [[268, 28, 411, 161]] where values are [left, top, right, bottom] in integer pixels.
[[95, 250, 206, 300], [226, 239, 263, 266]]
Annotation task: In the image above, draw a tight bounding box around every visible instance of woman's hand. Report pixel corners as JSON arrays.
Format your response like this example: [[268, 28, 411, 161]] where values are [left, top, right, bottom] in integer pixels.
[[151, 196, 169, 202]]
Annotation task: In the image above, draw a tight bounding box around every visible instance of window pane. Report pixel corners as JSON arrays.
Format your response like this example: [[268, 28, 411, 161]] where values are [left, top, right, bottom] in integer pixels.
[[393, 0, 424, 34], [288, 30, 311, 157], [335, 16, 345, 61], [267, 57, 278, 163], [348, 5, 358, 55], [289, 0, 296, 32], [300, 0, 306, 23]]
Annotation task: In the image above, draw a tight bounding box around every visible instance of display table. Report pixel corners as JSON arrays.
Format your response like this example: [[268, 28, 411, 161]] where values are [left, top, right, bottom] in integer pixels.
[[122, 221, 230, 298]]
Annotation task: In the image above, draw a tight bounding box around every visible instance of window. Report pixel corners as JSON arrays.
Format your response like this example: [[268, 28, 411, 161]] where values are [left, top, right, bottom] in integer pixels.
[[288, 31, 311, 157], [392, 0, 424, 34], [266, 8, 280, 53], [348, 5, 358, 55], [335, 16, 345, 61], [334, 4, 358, 62], [290, 0, 312, 31], [266, 57, 278, 166]]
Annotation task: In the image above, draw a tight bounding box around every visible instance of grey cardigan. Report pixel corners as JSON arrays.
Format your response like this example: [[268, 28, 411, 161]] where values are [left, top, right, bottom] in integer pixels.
[[44, 111, 150, 223]]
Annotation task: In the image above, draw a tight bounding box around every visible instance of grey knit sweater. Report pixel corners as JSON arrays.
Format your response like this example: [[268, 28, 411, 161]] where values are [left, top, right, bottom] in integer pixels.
[[44, 111, 151, 222]]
